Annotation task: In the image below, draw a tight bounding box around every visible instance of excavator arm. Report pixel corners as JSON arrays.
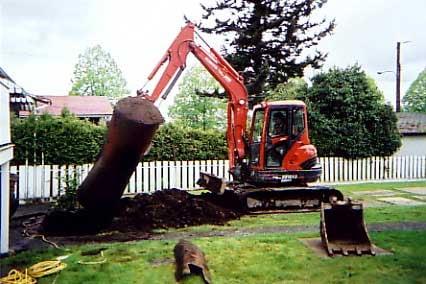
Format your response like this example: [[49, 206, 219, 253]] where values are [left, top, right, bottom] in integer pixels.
[[138, 22, 248, 170]]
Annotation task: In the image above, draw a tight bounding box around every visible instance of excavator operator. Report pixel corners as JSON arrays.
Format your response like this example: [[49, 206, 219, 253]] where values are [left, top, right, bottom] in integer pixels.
[[267, 111, 288, 167], [271, 111, 288, 136]]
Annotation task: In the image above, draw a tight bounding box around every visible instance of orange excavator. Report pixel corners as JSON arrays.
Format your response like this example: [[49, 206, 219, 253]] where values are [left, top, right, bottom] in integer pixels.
[[134, 22, 375, 256], [137, 22, 343, 210], [73, 22, 373, 256]]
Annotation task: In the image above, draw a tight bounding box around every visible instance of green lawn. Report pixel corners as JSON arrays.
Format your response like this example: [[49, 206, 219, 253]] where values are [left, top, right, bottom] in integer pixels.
[[2, 230, 425, 284], [1, 181, 426, 283]]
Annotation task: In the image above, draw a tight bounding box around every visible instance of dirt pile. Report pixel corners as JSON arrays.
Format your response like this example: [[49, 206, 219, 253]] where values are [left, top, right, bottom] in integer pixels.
[[112, 188, 241, 231], [42, 188, 241, 236]]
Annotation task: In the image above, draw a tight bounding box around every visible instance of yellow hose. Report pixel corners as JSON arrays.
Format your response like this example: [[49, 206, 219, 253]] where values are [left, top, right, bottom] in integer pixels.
[[0, 260, 66, 284], [0, 269, 36, 284], [77, 250, 107, 265], [27, 261, 67, 278]]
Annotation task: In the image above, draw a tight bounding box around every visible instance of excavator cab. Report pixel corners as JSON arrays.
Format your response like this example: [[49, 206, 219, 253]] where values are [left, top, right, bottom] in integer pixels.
[[246, 100, 322, 186]]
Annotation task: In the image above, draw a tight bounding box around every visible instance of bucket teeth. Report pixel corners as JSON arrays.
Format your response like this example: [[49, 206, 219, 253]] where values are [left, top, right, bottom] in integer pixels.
[[356, 247, 362, 256]]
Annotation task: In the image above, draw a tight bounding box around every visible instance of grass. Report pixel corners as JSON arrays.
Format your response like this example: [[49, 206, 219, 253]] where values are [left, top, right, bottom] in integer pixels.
[[1, 181, 426, 283], [334, 180, 426, 192], [1, 231, 425, 283]]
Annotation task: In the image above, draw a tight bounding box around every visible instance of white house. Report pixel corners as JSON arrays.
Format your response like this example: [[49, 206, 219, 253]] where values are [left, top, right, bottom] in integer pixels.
[[394, 112, 426, 156], [0, 79, 13, 256]]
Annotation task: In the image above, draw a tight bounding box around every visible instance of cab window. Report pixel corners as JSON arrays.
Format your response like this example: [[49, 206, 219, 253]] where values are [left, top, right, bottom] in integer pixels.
[[269, 110, 288, 137], [292, 108, 305, 137], [252, 109, 264, 143]]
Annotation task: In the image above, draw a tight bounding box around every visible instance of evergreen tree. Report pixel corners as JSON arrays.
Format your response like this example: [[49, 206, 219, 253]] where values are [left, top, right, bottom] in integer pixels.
[[199, 0, 334, 104]]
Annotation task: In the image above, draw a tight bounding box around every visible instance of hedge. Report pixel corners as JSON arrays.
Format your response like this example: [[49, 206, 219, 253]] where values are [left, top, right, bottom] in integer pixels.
[[145, 123, 228, 161], [11, 114, 228, 165], [11, 113, 106, 165]]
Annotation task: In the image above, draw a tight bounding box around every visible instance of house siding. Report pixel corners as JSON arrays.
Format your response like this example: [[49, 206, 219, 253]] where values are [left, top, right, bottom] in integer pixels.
[[0, 81, 13, 256], [394, 136, 426, 156]]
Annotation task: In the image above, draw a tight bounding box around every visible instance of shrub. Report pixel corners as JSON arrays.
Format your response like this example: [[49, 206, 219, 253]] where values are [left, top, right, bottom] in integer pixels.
[[305, 66, 401, 158], [11, 113, 106, 165]]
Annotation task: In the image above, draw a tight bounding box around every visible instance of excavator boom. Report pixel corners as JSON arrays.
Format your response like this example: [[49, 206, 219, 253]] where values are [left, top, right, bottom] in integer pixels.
[[139, 22, 248, 169]]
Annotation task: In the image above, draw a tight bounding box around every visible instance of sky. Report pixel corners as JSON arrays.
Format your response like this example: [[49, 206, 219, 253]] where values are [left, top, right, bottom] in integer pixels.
[[1, 0, 425, 113]]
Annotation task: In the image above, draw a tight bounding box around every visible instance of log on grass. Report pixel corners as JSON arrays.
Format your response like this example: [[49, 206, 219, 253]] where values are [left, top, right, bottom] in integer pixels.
[[77, 96, 164, 212]]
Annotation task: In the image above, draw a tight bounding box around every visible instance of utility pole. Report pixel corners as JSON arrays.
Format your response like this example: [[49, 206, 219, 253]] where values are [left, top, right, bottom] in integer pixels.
[[378, 41, 409, 112], [396, 42, 401, 112]]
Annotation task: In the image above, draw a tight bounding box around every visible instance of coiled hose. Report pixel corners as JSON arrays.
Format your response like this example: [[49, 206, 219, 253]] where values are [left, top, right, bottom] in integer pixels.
[[0, 260, 66, 284]]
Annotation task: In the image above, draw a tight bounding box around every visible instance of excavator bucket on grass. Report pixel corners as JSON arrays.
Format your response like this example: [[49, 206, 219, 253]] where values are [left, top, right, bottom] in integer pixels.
[[320, 200, 375, 256]]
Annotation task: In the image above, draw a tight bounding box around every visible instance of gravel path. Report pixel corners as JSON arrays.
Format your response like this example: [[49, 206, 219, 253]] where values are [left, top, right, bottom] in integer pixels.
[[149, 221, 426, 240]]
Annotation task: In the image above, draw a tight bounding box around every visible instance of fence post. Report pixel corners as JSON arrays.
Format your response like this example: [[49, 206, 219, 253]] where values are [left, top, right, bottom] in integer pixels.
[[135, 163, 142, 193], [401, 156, 406, 179], [328, 157, 333, 182], [181, 161, 188, 190], [319, 157, 324, 182], [155, 161, 162, 190], [169, 161, 176, 189], [194, 160, 200, 187], [187, 161, 194, 190], [218, 160, 224, 178], [148, 161, 155, 192], [224, 160, 231, 181], [423, 156, 426, 178], [163, 161, 169, 190]]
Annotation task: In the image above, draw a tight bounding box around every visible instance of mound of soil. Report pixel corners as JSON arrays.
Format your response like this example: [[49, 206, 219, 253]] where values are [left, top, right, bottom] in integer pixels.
[[113, 188, 241, 231], [42, 188, 242, 236]]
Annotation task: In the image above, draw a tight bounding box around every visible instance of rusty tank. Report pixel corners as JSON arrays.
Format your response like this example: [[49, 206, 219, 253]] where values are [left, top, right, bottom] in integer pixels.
[[77, 96, 164, 212]]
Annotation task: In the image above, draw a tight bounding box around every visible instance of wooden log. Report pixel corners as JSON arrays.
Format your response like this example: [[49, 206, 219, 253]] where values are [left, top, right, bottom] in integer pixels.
[[77, 96, 164, 212]]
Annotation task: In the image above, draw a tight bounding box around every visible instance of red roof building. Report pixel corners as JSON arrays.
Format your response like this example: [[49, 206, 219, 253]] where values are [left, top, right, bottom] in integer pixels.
[[31, 96, 113, 123]]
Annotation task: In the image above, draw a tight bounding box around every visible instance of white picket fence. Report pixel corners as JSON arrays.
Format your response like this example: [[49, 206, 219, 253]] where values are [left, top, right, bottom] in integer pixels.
[[8, 156, 426, 200]]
